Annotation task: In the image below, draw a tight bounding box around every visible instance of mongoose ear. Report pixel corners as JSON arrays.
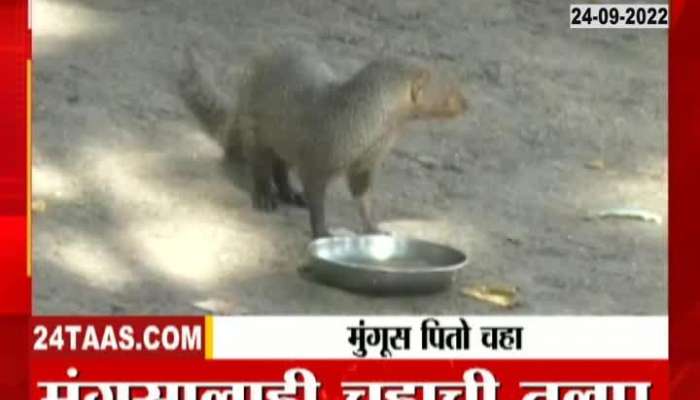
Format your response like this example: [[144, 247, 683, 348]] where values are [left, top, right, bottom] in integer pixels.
[[411, 69, 431, 103]]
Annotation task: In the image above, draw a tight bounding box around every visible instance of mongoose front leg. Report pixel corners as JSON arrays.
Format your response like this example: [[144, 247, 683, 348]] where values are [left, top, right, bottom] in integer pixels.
[[251, 146, 278, 211], [348, 170, 388, 235], [223, 144, 242, 162], [302, 178, 331, 238], [272, 157, 306, 208]]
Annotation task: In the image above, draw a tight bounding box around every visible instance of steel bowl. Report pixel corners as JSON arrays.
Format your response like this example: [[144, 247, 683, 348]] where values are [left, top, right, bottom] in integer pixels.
[[306, 235, 467, 294]]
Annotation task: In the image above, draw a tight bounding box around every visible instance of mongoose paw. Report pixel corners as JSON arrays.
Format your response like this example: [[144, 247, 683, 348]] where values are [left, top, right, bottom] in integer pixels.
[[312, 228, 333, 239], [252, 192, 278, 212], [279, 190, 307, 208]]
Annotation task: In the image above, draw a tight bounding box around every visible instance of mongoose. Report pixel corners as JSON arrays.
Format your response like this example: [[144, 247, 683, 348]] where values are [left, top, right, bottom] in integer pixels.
[[181, 44, 467, 238]]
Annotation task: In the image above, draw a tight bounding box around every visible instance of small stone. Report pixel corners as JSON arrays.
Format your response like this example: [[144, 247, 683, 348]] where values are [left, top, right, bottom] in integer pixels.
[[416, 155, 439, 169], [584, 159, 606, 170], [66, 93, 79, 104], [505, 236, 522, 246], [445, 162, 465, 173]]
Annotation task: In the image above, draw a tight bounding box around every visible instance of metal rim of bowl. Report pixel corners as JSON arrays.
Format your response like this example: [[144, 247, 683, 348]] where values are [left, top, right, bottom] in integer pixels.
[[307, 234, 468, 274]]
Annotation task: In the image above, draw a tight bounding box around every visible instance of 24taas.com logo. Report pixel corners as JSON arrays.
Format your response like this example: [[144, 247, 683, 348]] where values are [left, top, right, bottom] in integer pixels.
[[33, 324, 202, 352]]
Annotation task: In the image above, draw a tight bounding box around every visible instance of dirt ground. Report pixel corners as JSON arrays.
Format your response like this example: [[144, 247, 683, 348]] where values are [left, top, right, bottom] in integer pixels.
[[32, 0, 667, 315]]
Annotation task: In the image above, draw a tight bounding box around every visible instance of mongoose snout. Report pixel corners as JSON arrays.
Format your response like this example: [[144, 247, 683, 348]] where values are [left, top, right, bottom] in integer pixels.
[[409, 69, 468, 119]]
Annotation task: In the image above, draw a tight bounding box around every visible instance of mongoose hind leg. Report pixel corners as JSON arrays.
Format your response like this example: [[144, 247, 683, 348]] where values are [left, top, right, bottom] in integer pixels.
[[273, 157, 306, 208], [251, 146, 278, 212], [301, 176, 331, 238], [223, 145, 243, 163], [348, 169, 389, 235]]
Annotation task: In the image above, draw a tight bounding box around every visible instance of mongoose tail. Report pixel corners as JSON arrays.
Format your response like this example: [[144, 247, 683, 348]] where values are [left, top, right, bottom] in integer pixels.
[[180, 47, 246, 159]]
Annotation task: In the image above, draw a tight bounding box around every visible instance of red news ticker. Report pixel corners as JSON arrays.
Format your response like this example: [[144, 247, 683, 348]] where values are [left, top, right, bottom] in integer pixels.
[[30, 360, 669, 400], [30, 317, 205, 357]]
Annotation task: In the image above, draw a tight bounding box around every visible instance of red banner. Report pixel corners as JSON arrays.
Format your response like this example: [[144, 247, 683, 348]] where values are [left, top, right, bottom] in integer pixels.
[[0, 0, 696, 398], [669, 0, 700, 399], [29, 359, 666, 400]]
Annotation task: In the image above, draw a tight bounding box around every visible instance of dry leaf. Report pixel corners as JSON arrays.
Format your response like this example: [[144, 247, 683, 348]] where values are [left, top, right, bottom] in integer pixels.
[[461, 284, 519, 308], [32, 200, 47, 213], [586, 208, 662, 224], [584, 159, 606, 170]]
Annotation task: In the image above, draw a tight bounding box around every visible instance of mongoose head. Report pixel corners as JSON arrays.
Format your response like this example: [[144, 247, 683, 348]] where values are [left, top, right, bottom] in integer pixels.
[[407, 68, 468, 120], [346, 58, 468, 123]]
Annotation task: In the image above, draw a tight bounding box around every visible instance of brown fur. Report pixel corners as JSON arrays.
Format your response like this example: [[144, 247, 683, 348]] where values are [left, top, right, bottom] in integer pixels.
[[182, 44, 467, 238]]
